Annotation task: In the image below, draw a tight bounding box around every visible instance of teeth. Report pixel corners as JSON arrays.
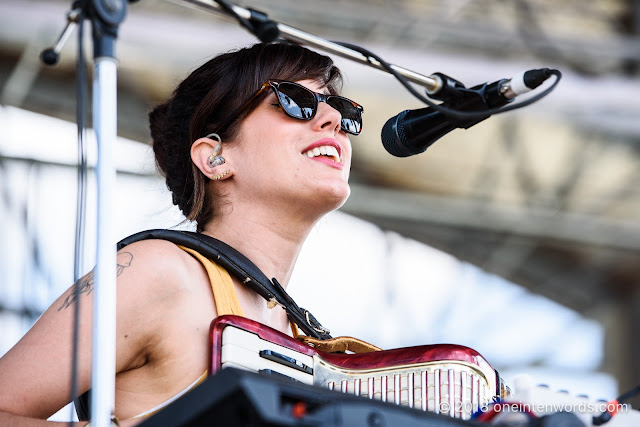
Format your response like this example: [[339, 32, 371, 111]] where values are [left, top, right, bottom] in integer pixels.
[[325, 146, 339, 159], [304, 145, 340, 163]]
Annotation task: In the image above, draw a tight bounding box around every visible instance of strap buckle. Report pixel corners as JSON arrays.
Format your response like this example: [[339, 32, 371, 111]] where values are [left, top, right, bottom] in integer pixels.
[[304, 309, 330, 336]]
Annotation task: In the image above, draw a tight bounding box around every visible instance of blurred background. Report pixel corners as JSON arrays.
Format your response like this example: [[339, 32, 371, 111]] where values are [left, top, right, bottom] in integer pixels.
[[1, 0, 639, 418]]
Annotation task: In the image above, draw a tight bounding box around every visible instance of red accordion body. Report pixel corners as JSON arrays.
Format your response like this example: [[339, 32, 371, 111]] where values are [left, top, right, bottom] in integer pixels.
[[210, 315, 509, 420]]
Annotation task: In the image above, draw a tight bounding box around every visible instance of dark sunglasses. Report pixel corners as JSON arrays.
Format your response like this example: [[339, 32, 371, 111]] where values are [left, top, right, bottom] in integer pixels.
[[215, 80, 364, 136]]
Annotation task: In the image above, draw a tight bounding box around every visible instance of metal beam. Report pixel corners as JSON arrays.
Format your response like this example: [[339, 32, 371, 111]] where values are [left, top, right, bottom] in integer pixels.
[[343, 183, 640, 251]]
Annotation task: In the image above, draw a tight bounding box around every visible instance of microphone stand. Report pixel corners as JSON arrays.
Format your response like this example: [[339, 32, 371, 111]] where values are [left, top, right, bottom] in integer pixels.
[[176, 0, 442, 93], [42, 1, 127, 426], [89, 2, 124, 425]]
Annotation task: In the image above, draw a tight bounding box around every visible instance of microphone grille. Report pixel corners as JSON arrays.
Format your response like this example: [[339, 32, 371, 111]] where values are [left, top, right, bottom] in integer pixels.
[[381, 110, 410, 157]]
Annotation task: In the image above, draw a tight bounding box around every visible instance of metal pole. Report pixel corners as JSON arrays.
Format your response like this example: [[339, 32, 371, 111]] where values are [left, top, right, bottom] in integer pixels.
[[178, 0, 440, 91], [87, 1, 126, 425], [40, 3, 124, 425], [91, 56, 118, 427]]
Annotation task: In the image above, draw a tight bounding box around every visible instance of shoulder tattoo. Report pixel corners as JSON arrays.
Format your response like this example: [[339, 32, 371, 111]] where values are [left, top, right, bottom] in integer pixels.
[[58, 251, 134, 311]]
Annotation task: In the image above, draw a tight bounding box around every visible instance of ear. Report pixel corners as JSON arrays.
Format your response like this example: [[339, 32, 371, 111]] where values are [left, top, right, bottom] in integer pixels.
[[191, 135, 234, 180]]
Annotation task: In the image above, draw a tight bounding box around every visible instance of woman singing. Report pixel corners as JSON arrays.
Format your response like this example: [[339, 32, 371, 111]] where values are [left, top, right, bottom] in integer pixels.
[[0, 42, 363, 425]]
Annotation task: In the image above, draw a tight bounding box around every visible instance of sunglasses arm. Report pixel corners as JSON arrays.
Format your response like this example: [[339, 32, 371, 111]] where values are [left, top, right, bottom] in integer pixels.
[[178, 0, 441, 93]]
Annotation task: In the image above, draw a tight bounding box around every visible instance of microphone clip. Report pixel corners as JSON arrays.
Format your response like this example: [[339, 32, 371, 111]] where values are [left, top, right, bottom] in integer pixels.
[[428, 72, 512, 125]]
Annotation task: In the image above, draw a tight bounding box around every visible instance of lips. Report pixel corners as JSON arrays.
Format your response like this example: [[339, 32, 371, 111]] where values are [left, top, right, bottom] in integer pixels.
[[302, 139, 342, 164], [304, 145, 340, 162]]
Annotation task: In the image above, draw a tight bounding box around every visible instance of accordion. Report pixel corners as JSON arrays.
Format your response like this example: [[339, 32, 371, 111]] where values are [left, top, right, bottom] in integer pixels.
[[210, 315, 510, 420]]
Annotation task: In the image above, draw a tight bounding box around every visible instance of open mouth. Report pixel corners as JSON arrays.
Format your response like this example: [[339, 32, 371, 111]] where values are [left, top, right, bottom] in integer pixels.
[[303, 145, 341, 163]]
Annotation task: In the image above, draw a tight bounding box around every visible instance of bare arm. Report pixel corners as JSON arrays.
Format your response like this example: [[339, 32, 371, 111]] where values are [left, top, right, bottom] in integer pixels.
[[0, 241, 185, 425], [0, 413, 81, 427], [0, 413, 142, 426]]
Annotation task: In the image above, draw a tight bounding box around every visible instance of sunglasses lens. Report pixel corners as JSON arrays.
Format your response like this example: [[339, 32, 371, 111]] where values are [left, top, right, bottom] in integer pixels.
[[276, 83, 316, 120], [327, 97, 362, 135], [273, 82, 363, 135]]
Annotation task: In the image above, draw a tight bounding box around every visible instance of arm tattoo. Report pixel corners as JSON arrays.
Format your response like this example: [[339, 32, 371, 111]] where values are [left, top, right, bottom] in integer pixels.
[[58, 251, 134, 311], [58, 272, 94, 311]]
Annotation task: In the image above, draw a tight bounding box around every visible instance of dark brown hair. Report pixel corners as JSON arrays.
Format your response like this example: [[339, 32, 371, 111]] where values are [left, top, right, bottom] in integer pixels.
[[149, 43, 343, 231]]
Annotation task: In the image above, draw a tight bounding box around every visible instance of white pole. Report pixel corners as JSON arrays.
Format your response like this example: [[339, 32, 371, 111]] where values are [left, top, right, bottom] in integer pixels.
[[91, 56, 118, 427]]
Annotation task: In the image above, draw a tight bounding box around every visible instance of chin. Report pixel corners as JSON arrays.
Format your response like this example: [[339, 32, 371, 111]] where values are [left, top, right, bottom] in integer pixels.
[[319, 181, 351, 212]]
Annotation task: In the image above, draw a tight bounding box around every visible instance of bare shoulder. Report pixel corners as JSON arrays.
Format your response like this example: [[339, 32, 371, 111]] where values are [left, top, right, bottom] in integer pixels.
[[115, 238, 202, 295], [113, 238, 214, 344], [118, 238, 190, 269]]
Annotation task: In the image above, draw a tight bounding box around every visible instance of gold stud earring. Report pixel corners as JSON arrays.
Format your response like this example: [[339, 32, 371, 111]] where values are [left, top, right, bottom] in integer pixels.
[[212, 169, 231, 181]]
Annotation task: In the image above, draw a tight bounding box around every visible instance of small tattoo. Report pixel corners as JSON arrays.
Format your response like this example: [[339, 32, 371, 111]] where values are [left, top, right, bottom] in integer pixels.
[[116, 252, 133, 275], [58, 272, 94, 311], [58, 251, 134, 311]]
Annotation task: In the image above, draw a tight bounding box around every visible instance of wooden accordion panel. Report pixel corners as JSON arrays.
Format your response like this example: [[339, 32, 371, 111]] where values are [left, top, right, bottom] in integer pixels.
[[210, 315, 505, 420]]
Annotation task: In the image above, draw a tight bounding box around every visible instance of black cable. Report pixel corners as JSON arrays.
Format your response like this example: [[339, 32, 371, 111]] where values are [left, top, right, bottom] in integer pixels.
[[68, 8, 88, 426], [333, 40, 562, 121], [617, 384, 640, 404], [213, 0, 281, 43], [593, 384, 640, 425], [213, 0, 257, 35], [211, 1, 561, 120]]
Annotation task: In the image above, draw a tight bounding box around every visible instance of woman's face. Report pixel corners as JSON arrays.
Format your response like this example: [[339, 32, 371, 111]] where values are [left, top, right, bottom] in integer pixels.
[[226, 79, 353, 219]]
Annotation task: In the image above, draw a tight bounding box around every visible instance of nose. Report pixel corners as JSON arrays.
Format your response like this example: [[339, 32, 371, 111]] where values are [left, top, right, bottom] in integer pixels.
[[312, 101, 342, 135]]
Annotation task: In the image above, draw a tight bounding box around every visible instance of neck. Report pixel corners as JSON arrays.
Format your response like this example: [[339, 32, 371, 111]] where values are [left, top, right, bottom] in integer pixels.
[[201, 203, 319, 331], [201, 204, 318, 290]]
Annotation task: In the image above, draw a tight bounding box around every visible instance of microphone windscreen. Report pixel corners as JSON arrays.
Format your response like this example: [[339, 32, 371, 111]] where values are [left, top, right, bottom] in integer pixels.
[[381, 110, 411, 157]]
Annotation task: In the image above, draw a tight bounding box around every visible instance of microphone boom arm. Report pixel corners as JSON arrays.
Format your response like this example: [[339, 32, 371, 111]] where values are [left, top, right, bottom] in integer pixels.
[[176, 0, 441, 92]]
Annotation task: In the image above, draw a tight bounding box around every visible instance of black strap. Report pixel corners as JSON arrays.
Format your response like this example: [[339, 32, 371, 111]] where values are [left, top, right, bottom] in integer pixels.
[[75, 389, 90, 421], [118, 229, 332, 340]]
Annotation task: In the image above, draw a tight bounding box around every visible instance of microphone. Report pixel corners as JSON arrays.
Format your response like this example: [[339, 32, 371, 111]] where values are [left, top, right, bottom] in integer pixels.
[[381, 68, 555, 157]]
